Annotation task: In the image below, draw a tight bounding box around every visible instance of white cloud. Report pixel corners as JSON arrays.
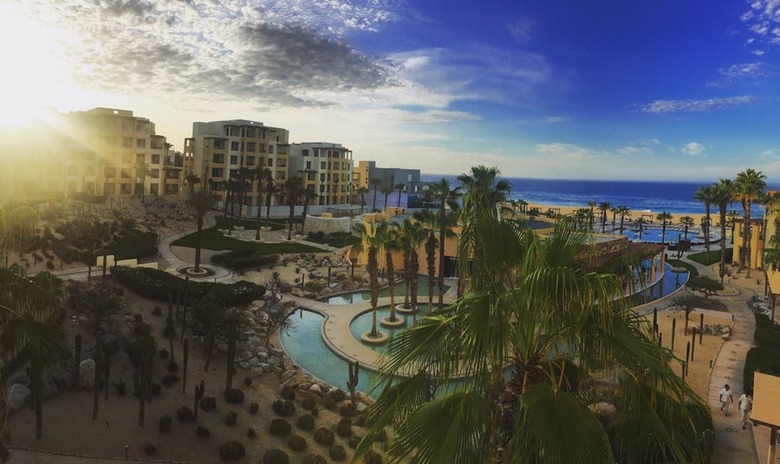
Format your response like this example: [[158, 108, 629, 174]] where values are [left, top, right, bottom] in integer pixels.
[[544, 115, 568, 123], [507, 17, 536, 43], [741, 0, 780, 47], [682, 142, 706, 156], [718, 62, 766, 78], [641, 95, 754, 113]]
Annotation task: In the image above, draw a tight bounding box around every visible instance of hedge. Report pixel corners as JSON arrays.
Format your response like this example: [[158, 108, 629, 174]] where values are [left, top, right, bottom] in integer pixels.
[[744, 313, 780, 392], [211, 251, 279, 270], [112, 266, 266, 305]]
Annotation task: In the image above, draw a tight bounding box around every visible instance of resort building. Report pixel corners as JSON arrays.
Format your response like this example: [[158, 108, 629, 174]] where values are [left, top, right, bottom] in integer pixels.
[[0, 107, 178, 201], [288, 143, 354, 205], [184, 119, 290, 213], [352, 161, 422, 209], [733, 218, 765, 271]]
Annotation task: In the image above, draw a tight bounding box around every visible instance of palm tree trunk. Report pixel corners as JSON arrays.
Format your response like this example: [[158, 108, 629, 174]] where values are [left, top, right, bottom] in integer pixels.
[[255, 192, 263, 240], [387, 249, 397, 322], [194, 219, 203, 271], [745, 204, 752, 277]]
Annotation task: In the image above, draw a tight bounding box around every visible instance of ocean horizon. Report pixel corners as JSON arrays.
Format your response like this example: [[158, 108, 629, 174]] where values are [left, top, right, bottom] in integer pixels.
[[420, 175, 780, 216]]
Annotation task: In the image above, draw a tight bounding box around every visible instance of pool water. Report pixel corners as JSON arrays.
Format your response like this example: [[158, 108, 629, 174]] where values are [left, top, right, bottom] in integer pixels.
[[326, 274, 447, 304], [617, 226, 718, 244]]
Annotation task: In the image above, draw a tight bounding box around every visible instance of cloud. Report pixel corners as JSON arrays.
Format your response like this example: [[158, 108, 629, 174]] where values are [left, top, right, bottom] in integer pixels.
[[682, 142, 706, 156], [718, 62, 767, 79], [535, 143, 610, 161], [544, 115, 568, 123], [741, 0, 780, 47], [641, 95, 754, 113], [507, 17, 536, 43]]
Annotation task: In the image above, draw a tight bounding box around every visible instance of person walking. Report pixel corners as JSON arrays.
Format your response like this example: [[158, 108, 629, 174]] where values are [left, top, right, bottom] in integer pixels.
[[720, 384, 734, 416], [738, 390, 753, 429]]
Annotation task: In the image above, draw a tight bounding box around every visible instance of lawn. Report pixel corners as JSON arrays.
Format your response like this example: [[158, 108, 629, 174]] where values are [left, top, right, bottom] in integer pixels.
[[215, 215, 286, 231], [172, 227, 322, 253], [304, 233, 361, 247], [687, 248, 732, 266], [666, 259, 699, 277]]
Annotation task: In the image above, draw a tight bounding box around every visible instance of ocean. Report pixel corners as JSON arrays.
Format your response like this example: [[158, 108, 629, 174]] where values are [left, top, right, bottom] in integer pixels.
[[420, 175, 780, 216]]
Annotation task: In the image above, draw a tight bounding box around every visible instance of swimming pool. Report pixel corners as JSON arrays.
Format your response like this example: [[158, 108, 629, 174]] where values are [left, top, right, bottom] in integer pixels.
[[326, 274, 448, 304], [617, 226, 719, 244]]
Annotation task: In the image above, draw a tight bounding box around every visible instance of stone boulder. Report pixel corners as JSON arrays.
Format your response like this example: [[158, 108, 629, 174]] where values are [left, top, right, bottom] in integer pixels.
[[588, 402, 618, 423], [79, 359, 96, 388], [6, 371, 30, 387], [6, 384, 31, 413]]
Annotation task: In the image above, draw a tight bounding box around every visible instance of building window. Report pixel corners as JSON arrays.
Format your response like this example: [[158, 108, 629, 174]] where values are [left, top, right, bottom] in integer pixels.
[[213, 140, 226, 150], [150, 169, 160, 178], [259, 144, 267, 153], [211, 167, 224, 177], [212, 154, 225, 164], [136, 153, 145, 163], [320, 173, 326, 181], [151, 154, 161, 164], [268, 145, 274, 154], [247, 142, 256, 152], [150, 183, 159, 195], [267, 159, 273, 167], [122, 137, 133, 148], [230, 155, 238, 164], [122, 152, 132, 163], [136, 138, 146, 148], [105, 167, 116, 178], [121, 168, 131, 179], [165, 184, 179, 194], [231, 141, 239, 151], [320, 161, 326, 169], [121, 119, 132, 131], [306, 161, 311, 169], [276, 171, 285, 180], [246, 156, 255, 166], [302, 149, 309, 156], [320, 185, 325, 193], [120, 183, 132, 194], [104, 183, 116, 194]]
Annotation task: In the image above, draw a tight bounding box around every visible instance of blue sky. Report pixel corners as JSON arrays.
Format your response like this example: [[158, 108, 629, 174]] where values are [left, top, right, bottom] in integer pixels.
[[1, 0, 779, 181]]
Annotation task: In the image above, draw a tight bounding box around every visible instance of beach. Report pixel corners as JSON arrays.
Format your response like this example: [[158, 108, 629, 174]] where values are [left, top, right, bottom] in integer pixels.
[[525, 202, 709, 230]]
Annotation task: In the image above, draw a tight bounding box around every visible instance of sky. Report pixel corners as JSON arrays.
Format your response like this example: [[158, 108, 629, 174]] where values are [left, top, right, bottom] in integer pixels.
[[1, 0, 779, 181]]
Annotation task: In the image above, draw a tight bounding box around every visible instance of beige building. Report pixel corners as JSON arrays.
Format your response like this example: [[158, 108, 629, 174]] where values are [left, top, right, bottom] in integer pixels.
[[288, 142, 353, 205], [0, 107, 179, 201], [184, 119, 290, 211]]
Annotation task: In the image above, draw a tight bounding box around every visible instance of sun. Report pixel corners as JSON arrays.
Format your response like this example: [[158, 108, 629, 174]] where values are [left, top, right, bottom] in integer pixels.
[[0, 4, 68, 127]]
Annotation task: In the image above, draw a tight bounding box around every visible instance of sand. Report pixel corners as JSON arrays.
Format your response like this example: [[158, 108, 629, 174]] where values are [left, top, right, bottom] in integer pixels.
[[525, 202, 709, 230]]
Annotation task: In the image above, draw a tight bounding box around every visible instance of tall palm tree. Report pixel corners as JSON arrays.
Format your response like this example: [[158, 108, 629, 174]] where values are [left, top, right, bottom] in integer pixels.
[[598, 201, 611, 233], [680, 216, 694, 240], [712, 179, 735, 283], [610, 206, 618, 230], [656, 211, 673, 244], [190, 188, 214, 272], [726, 209, 740, 244], [397, 219, 425, 320], [263, 178, 278, 220], [734, 168, 767, 277], [395, 182, 406, 208], [134, 161, 150, 204], [284, 177, 303, 240], [184, 173, 201, 199], [356, 186, 368, 214], [763, 233, 780, 271], [617, 205, 631, 235], [377, 222, 401, 323], [694, 186, 714, 255], [254, 167, 272, 240], [301, 186, 317, 221], [634, 217, 647, 241], [1, 267, 67, 448], [354, 222, 384, 339], [356, 217, 711, 463], [370, 178, 382, 212], [381, 187, 393, 211], [427, 178, 462, 308], [587, 200, 597, 231], [236, 167, 255, 220], [413, 210, 438, 315]]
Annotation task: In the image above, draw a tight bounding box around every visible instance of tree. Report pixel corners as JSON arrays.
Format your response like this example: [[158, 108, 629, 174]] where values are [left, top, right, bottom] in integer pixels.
[[263, 178, 278, 220], [656, 211, 672, 244], [356, 186, 368, 214], [671, 291, 702, 334], [712, 179, 734, 283], [633, 217, 647, 241], [184, 173, 201, 199], [370, 178, 382, 212], [397, 219, 425, 315], [395, 182, 406, 208], [135, 161, 150, 204], [734, 168, 766, 277], [357, 217, 712, 463], [427, 178, 462, 308], [254, 167, 272, 240], [726, 209, 740, 244], [235, 167, 255, 220], [354, 222, 384, 339], [598, 201, 611, 233], [190, 188, 215, 272], [380, 187, 393, 212], [587, 200, 597, 231], [413, 210, 438, 315], [283, 176, 304, 240], [301, 186, 317, 222], [192, 291, 227, 372], [617, 205, 630, 235], [687, 275, 724, 300], [763, 234, 780, 271], [680, 216, 694, 240], [0, 267, 67, 449], [694, 186, 714, 255], [377, 222, 401, 323]]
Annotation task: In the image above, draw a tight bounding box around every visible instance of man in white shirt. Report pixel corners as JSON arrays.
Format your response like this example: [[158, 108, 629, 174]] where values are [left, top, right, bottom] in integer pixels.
[[719, 384, 733, 416], [738, 390, 753, 429]]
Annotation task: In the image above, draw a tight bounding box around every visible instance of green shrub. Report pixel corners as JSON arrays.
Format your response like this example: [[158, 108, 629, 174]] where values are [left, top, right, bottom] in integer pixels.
[[270, 419, 292, 437], [364, 450, 383, 464], [302, 454, 327, 464], [247, 427, 257, 438], [249, 402, 259, 414], [197, 425, 211, 439], [314, 427, 335, 446], [339, 402, 355, 417], [225, 411, 238, 426], [336, 418, 352, 437], [211, 251, 279, 270], [273, 399, 296, 417], [327, 389, 347, 403], [218, 441, 246, 461], [176, 406, 195, 422], [281, 386, 296, 400], [200, 396, 217, 411], [329, 445, 346, 462], [297, 414, 315, 431], [263, 449, 290, 464], [301, 398, 317, 411], [224, 388, 245, 404], [348, 435, 361, 449], [287, 434, 308, 452]]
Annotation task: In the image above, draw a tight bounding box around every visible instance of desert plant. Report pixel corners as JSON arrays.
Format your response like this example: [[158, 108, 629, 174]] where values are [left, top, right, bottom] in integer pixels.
[[144, 443, 156, 455], [158, 415, 172, 434], [287, 434, 308, 452], [314, 427, 335, 446], [244, 377, 252, 387], [336, 418, 352, 437], [167, 360, 179, 372], [219, 441, 246, 461], [339, 402, 356, 417], [281, 386, 296, 400], [329, 444, 346, 462], [263, 449, 290, 464], [249, 402, 259, 414], [348, 435, 361, 449], [159, 349, 169, 359], [272, 399, 296, 416], [162, 374, 179, 388], [224, 387, 245, 404], [200, 396, 217, 412], [322, 396, 336, 411], [152, 306, 162, 316], [196, 425, 211, 439], [327, 389, 347, 402], [301, 398, 317, 411], [225, 410, 238, 426], [297, 414, 316, 431], [364, 450, 383, 464], [270, 418, 292, 437], [176, 405, 195, 422], [303, 454, 327, 464], [247, 427, 257, 438], [151, 383, 162, 397]]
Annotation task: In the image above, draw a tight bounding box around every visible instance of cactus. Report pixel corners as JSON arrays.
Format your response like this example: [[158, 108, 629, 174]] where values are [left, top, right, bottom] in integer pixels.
[[74, 334, 82, 383], [225, 309, 238, 392], [347, 361, 360, 411], [194, 379, 205, 419], [103, 349, 111, 400], [182, 339, 189, 393], [138, 324, 154, 427]]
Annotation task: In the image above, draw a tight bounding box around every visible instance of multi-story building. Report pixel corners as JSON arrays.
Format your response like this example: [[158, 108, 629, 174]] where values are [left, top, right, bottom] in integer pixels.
[[184, 119, 290, 211], [288, 143, 353, 205], [0, 107, 177, 201], [351, 161, 422, 209]]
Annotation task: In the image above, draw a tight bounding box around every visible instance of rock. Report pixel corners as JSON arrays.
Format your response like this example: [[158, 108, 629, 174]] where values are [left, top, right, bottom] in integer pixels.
[[319, 287, 333, 296], [721, 327, 731, 334], [239, 361, 250, 370], [6, 384, 31, 413], [356, 402, 368, 413], [281, 370, 296, 381], [722, 333, 731, 340], [707, 325, 717, 336], [309, 384, 322, 395], [79, 359, 96, 388], [588, 402, 617, 423], [6, 371, 31, 387], [259, 363, 271, 373], [249, 367, 265, 377]]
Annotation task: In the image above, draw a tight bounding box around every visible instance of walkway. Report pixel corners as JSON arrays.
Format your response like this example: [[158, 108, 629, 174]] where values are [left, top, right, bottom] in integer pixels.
[[678, 252, 762, 463]]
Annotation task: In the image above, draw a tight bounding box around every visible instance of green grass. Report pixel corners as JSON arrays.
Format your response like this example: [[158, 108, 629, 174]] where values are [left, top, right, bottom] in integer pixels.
[[304, 234, 361, 247], [666, 259, 699, 276], [215, 215, 286, 231], [172, 227, 321, 253], [687, 248, 732, 266]]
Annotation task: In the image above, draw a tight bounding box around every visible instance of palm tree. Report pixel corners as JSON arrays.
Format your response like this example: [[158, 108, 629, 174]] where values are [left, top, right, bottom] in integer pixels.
[[726, 209, 740, 244], [254, 167, 272, 240], [610, 206, 618, 230], [370, 178, 382, 212], [634, 217, 647, 241], [377, 222, 401, 323], [134, 161, 150, 204], [656, 211, 673, 244], [236, 167, 255, 220], [356, 186, 368, 214], [380, 187, 393, 212], [190, 188, 214, 272], [356, 217, 711, 463], [427, 178, 462, 308], [734, 168, 767, 277], [397, 219, 425, 319], [355, 222, 384, 339], [184, 173, 201, 199], [712, 179, 735, 283], [284, 177, 304, 240], [680, 216, 694, 240], [1, 267, 67, 447], [395, 182, 406, 208], [763, 234, 780, 271], [598, 201, 611, 233], [263, 178, 278, 220], [413, 210, 438, 315], [301, 186, 318, 222], [617, 205, 631, 235], [587, 200, 597, 231], [694, 186, 714, 255]]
